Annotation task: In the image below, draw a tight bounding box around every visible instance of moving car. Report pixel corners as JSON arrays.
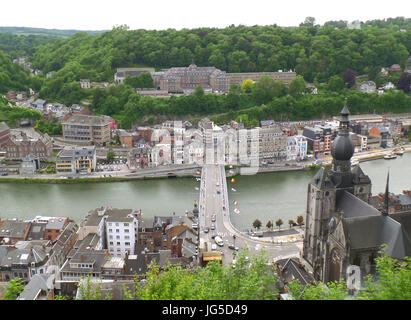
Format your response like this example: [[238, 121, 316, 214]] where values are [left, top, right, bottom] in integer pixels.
[[214, 235, 224, 247], [211, 223, 215, 230], [211, 215, 216, 222]]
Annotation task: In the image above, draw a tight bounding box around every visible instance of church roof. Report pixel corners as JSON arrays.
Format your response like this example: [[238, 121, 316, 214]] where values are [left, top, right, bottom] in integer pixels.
[[336, 190, 381, 219], [337, 191, 411, 259], [351, 165, 371, 185], [311, 167, 335, 189]]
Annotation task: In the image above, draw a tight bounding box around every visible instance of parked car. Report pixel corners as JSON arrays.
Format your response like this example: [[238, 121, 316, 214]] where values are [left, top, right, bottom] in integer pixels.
[[211, 244, 217, 251], [228, 245, 239, 251], [204, 227, 210, 233]]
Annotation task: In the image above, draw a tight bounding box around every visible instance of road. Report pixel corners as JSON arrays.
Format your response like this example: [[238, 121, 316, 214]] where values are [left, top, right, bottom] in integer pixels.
[[199, 164, 302, 265]]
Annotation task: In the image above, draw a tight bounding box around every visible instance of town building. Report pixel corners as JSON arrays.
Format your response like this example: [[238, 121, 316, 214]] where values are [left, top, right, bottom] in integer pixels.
[[153, 64, 297, 94], [258, 125, 287, 163], [78, 207, 140, 257], [356, 81, 376, 93], [368, 125, 393, 148], [61, 114, 110, 145], [31, 99, 47, 112], [302, 104, 411, 283], [286, 135, 307, 161], [227, 71, 297, 87], [154, 63, 229, 93], [20, 154, 40, 175], [0, 243, 51, 282], [369, 189, 411, 216], [105, 209, 139, 257], [388, 64, 401, 72], [302, 125, 332, 157], [4, 131, 53, 160], [127, 145, 153, 169], [56, 146, 97, 174], [0, 122, 10, 149], [79, 79, 91, 89], [114, 68, 155, 83]]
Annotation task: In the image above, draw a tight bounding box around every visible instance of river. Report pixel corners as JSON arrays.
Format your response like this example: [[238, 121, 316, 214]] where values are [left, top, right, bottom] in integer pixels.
[[0, 153, 410, 231]]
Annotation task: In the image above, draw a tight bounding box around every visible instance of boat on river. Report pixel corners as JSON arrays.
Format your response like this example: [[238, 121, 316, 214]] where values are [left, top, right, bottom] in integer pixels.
[[384, 152, 397, 160], [394, 148, 405, 155]]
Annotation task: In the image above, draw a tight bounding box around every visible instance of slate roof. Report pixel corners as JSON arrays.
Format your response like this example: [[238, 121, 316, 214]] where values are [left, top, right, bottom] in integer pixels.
[[62, 114, 107, 126], [336, 191, 411, 259], [277, 258, 315, 286], [0, 245, 50, 267], [17, 274, 55, 300], [0, 220, 30, 239], [336, 191, 380, 219]]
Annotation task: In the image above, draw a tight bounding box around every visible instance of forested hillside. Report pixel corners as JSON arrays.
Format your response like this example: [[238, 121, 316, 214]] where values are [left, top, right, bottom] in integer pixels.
[[30, 22, 411, 84], [0, 33, 58, 58], [0, 50, 31, 93]]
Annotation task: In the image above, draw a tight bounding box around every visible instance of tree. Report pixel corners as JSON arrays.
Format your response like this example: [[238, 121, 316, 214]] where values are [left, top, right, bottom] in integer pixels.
[[287, 280, 349, 300], [253, 219, 262, 230], [357, 247, 411, 300], [297, 215, 304, 226], [3, 277, 25, 300], [327, 75, 345, 92], [76, 276, 102, 300], [342, 69, 357, 88], [288, 219, 295, 228], [135, 249, 278, 300], [288, 76, 306, 96], [287, 247, 411, 300], [241, 79, 253, 93], [266, 220, 273, 230], [106, 151, 115, 163], [300, 17, 316, 27], [275, 218, 283, 231]]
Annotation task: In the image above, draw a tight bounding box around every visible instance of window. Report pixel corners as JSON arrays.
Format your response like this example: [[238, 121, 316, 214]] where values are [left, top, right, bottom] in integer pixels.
[[116, 229, 120, 233], [124, 229, 129, 233], [109, 229, 112, 233], [116, 235, 120, 239], [117, 242, 121, 245]]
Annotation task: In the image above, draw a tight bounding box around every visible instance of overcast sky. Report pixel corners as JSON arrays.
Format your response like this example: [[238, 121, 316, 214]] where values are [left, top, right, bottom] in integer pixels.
[[2, 0, 410, 31]]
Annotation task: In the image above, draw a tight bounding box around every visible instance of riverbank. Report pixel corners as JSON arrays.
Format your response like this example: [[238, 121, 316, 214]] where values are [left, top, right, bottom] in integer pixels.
[[0, 173, 198, 184], [0, 144, 409, 183]]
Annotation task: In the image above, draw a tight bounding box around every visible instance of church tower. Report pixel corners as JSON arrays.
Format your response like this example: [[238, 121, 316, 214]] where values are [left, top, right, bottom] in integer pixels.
[[303, 102, 371, 280]]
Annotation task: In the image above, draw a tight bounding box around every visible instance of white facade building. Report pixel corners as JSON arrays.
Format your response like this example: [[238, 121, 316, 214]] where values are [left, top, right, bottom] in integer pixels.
[[105, 210, 139, 258], [286, 135, 307, 161]]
